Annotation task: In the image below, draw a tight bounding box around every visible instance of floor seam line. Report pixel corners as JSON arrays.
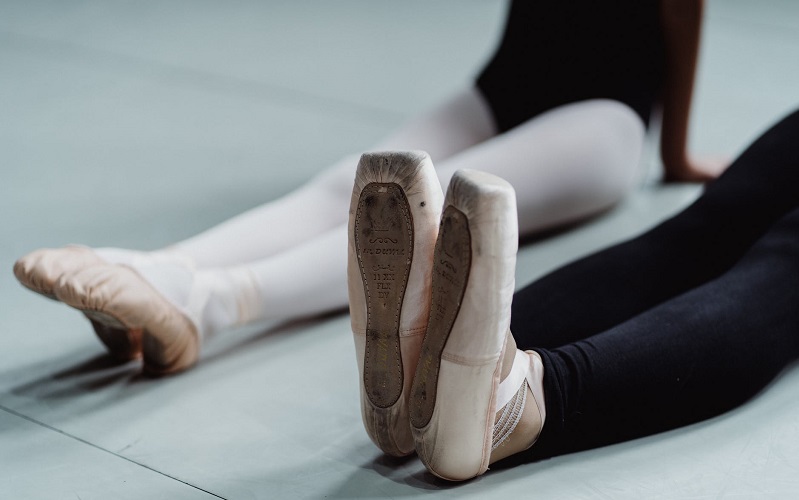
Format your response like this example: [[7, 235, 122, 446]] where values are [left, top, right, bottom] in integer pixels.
[[0, 404, 227, 500], [0, 29, 404, 126]]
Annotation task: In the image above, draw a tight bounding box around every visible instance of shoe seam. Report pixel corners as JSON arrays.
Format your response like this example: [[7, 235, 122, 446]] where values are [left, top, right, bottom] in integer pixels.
[[440, 351, 501, 366]]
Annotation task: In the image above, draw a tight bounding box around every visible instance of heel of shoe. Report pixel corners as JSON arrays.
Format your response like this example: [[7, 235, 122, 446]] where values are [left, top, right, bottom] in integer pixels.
[[87, 317, 142, 361], [141, 319, 200, 376]]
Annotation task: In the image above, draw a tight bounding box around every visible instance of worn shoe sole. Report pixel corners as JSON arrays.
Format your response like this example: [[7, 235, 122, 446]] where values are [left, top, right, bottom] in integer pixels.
[[410, 205, 471, 430], [354, 182, 414, 412], [348, 151, 443, 457]]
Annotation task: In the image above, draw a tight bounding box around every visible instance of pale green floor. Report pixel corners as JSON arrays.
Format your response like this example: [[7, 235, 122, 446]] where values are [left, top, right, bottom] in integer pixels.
[[2, 1, 799, 498]]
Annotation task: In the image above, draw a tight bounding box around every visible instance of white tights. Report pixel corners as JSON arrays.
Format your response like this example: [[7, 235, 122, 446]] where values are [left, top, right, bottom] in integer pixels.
[[96, 88, 645, 338]]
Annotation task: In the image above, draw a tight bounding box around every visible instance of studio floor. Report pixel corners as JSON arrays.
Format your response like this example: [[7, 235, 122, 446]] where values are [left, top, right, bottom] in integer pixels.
[[2, 1, 799, 498]]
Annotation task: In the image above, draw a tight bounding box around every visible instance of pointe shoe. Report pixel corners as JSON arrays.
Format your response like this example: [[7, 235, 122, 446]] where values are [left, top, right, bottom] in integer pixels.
[[53, 261, 201, 375], [348, 151, 444, 457], [14, 246, 99, 299], [14, 246, 143, 360], [410, 170, 545, 481]]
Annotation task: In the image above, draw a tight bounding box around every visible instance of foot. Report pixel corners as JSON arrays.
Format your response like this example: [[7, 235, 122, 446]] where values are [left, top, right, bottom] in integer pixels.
[[14, 246, 102, 300], [53, 259, 200, 374], [348, 151, 444, 457], [15, 246, 258, 374], [14, 246, 192, 360], [14, 245, 162, 361], [409, 169, 545, 481]]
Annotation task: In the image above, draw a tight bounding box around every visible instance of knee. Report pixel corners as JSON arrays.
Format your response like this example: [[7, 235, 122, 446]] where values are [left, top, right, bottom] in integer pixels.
[[576, 99, 646, 207]]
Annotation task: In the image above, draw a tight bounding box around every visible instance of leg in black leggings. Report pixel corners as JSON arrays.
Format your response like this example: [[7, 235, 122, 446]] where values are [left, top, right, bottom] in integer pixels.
[[511, 108, 799, 348], [523, 207, 799, 460]]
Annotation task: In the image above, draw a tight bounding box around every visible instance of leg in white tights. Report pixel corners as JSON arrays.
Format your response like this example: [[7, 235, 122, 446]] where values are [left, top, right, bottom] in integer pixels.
[[184, 98, 644, 332], [164, 87, 498, 267], [436, 99, 644, 235], [197, 227, 350, 334], [15, 91, 644, 366]]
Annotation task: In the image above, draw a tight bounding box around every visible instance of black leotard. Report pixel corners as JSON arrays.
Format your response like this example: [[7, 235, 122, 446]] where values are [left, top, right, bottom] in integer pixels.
[[477, 0, 666, 132]]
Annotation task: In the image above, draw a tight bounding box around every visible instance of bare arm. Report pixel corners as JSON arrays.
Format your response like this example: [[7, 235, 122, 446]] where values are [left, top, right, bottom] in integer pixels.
[[659, 0, 724, 182]]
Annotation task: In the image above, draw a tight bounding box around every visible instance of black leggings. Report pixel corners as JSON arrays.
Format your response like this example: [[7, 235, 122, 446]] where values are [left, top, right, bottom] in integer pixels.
[[507, 108, 799, 461]]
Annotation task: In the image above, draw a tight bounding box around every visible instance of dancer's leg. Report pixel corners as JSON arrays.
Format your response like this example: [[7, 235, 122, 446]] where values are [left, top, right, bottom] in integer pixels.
[[511, 108, 799, 348], [13, 87, 493, 362], [15, 87, 494, 291], [198, 225, 349, 330], [92, 94, 639, 268], [15, 95, 643, 319], [167, 87, 496, 267], [409, 170, 545, 480], [46, 225, 349, 373], [55, 94, 644, 367], [14, 94, 646, 372], [434, 99, 645, 235], [47, 227, 343, 375], [524, 207, 799, 461], [160, 99, 646, 332]]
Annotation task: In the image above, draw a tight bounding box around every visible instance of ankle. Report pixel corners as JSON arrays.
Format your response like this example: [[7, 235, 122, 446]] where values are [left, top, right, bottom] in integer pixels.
[[489, 349, 546, 464], [490, 384, 543, 463], [195, 267, 263, 336]]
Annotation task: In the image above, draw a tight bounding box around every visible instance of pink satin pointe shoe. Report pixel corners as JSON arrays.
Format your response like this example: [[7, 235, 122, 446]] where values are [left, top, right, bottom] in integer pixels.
[[348, 151, 444, 457], [409, 169, 546, 481], [14, 246, 100, 300], [14, 246, 143, 360], [53, 261, 201, 375]]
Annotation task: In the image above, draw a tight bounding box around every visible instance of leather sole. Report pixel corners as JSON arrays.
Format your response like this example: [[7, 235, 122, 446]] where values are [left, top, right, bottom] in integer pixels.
[[410, 205, 472, 429], [354, 182, 414, 410]]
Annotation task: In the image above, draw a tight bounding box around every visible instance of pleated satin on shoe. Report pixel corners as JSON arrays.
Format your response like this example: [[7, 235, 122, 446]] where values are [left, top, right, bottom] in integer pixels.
[[14, 246, 100, 299], [347, 151, 443, 457], [14, 246, 143, 360]]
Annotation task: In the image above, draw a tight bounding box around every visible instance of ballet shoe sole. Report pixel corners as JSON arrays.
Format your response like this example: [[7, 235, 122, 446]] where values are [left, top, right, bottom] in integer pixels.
[[354, 182, 413, 411], [410, 205, 472, 432]]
